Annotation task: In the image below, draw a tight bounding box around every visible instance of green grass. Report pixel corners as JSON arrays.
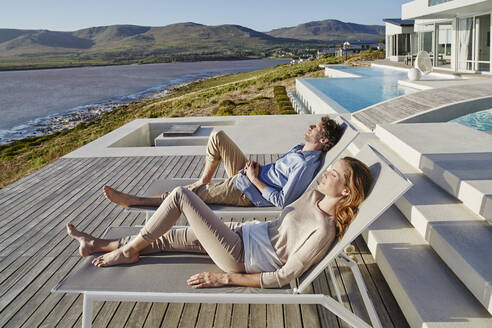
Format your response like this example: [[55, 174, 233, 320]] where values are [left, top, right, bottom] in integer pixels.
[[0, 56, 349, 188]]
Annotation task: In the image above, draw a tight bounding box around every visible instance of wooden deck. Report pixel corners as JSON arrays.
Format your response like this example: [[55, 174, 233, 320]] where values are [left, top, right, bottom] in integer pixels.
[[0, 155, 409, 328], [352, 82, 492, 131]]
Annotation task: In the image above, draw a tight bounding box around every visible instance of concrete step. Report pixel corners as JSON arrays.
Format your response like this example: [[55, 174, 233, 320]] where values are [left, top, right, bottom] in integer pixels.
[[374, 123, 492, 224], [350, 131, 492, 314], [362, 205, 492, 328]]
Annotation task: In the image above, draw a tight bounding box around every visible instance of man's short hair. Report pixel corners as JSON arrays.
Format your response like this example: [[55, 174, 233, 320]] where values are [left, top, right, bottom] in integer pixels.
[[321, 117, 345, 152]]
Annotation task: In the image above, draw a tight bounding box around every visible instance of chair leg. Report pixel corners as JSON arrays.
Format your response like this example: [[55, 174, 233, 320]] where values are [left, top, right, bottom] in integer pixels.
[[82, 293, 93, 328], [338, 254, 382, 328], [327, 262, 343, 303], [319, 295, 373, 328]]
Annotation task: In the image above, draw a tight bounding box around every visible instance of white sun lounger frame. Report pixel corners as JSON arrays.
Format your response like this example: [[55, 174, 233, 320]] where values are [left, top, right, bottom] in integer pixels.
[[56, 144, 412, 328], [128, 116, 359, 221]]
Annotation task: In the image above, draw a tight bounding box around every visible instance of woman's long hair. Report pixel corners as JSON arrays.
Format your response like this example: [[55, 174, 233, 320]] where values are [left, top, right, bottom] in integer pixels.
[[334, 157, 373, 240]]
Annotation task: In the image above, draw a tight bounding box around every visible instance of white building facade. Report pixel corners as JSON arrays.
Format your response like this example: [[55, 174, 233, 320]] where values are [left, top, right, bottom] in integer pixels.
[[384, 19, 416, 62], [402, 0, 492, 73]]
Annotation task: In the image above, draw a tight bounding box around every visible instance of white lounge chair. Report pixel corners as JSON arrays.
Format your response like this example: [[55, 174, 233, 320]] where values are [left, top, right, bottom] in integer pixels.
[[127, 116, 359, 220], [53, 144, 412, 328]]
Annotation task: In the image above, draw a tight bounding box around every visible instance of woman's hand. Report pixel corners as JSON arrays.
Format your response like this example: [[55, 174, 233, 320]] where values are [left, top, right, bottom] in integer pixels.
[[187, 272, 228, 288]]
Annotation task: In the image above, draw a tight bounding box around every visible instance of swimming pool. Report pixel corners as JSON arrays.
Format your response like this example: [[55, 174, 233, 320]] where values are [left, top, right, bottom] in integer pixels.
[[452, 108, 492, 132], [297, 65, 418, 113]]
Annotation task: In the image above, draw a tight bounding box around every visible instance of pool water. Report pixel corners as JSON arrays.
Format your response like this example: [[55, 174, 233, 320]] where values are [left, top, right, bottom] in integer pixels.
[[302, 65, 418, 112], [452, 108, 492, 132]]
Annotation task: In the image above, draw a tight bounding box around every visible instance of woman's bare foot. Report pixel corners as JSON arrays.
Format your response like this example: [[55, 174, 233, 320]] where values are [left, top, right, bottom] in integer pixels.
[[66, 223, 95, 257], [92, 247, 139, 267], [103, 186, 137, 208]]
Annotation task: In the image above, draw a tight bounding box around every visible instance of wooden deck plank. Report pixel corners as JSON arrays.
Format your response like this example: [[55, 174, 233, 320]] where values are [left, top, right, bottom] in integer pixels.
[[92, 301, 121, 328], [0, 158, 83, 209], [142, 303, 168, 328], [160, 303, 185, 328], [353, 237, 409, 328], [349, 238, 397, 328], [0, 257, 52, 315], [353, 82, 492, 130], [299, 283, 324, 328], [177, 303, 201, 328], [67, 222, 138, 328], [267, 304, 284, 328], [0, 158, 120, 253], [334, 258, 370, 323], [0, 158, 99, 227], [311, 270, 340, 328], [4, 212, 137, 326], [0, 158, 131, 272], [37, 292, 79, 328], [0, 158, 99, 218], [69, 213, 143, 328], [194, 303, 217, 328], [0, 157, 79, 197], [213, 303, 233, 328], [0, 158, 112, 242], [1, 158, 155, 327], [3, 257, 80, 328], [107, 302, 136, 328]]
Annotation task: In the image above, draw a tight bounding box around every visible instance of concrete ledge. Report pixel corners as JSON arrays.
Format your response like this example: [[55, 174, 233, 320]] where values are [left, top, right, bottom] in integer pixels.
[[295, 78, 350, 115], [375, 123, 492, 223], [63, 114, 338, 158], [397, 174, 492, 314], [397, 95, 492, 125], [362, 206, 492, 328], [352, 132, 492, 314]]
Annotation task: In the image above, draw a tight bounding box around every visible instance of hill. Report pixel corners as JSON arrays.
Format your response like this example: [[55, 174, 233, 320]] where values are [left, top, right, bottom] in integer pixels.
[[266, 19, 384, 41], [0, 20, 384, 69]]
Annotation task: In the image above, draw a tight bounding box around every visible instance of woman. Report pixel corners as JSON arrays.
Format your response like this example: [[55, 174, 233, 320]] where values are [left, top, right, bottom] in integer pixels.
[[67, 157, 372, 289]]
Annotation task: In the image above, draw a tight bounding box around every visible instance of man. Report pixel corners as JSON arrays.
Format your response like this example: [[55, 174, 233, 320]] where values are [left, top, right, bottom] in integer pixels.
[[104, 116, 344, 209]]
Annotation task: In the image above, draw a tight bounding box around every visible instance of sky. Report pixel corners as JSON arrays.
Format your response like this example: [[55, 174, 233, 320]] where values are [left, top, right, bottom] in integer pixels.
[[1, 0, 410, 32]]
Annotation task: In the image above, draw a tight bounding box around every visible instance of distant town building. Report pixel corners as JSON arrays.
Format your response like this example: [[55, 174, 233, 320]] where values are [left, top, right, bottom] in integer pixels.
[[334, 41, 382, 57]]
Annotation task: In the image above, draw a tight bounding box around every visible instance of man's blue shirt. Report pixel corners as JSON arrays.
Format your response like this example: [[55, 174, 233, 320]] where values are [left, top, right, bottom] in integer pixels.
[[233, 144, 322, 208]]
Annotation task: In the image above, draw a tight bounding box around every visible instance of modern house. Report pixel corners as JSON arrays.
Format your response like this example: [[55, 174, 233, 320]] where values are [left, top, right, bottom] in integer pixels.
[[383, 18, 415, 62], [394, 0, 492, 73]]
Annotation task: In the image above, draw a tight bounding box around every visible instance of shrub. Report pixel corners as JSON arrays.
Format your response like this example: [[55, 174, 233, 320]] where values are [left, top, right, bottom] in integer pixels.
[[249, 109, 271, 115], [219, 99, 236, 107], [214, 107, 234, 116], [275, 96, 290, 103], [280, 109, 297, 115]]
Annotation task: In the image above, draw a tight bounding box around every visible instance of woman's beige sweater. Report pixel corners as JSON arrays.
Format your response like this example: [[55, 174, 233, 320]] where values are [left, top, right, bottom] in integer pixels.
[[261, 189, 335, 288]]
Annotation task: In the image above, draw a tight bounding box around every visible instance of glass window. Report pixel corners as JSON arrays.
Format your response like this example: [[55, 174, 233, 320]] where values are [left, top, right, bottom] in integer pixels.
[[428, 0, 453, 6], [436, 23, 452, 68]]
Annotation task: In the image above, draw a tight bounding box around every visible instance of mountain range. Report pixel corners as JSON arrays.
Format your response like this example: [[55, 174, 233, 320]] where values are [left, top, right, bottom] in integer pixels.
[[0, 19, 385, 67]]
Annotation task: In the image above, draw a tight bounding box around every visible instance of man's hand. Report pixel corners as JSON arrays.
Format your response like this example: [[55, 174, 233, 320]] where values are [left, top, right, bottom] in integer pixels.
[[187, 272, 228, 288], [244, 161, 260, 182]]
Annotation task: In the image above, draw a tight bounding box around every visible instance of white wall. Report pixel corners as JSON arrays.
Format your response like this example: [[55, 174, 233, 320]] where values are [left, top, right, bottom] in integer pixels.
[[296, 79, 350, 115], [403, 0, 490, 20]]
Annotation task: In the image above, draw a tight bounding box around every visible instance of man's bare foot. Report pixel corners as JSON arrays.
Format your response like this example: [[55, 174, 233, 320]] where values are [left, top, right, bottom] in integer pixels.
[[66, 223, 95, 257], [103, 185, 137, 208], [92, 247, 139, 267]]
